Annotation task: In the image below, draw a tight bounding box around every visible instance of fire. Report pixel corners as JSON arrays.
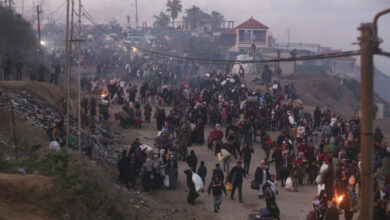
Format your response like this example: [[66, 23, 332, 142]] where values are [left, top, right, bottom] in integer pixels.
[[336, 195, 344, 203]]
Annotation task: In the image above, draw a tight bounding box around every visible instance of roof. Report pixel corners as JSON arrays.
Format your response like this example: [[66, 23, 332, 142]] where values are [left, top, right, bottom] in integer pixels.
[[221, 29, 236, 35], [317, 49, 356, 61], [236, 17, 269, 30]]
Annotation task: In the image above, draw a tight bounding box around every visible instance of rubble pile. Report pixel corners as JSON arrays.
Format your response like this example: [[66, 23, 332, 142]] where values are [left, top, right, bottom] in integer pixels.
[[0, 89, 122, 165]]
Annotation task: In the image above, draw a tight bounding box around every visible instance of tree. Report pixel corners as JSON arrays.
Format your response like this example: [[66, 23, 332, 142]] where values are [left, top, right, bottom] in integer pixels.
[[210, 11, 224, 31], [185, 5, 201, 30], [153, 11, 170, 28], [0, 5, 39, 61], [166, 0, 182, 28]]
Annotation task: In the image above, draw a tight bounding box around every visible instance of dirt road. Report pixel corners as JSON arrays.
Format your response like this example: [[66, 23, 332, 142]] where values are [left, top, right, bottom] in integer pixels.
[[109, 104, 317, 220]]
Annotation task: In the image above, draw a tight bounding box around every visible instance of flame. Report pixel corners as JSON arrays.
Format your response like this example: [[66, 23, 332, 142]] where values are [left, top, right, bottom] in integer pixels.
[[337, 195, 344, 203]]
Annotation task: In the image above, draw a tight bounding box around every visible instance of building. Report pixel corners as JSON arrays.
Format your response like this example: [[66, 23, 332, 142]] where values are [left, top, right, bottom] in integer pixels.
[[227, 17, 269, 53]]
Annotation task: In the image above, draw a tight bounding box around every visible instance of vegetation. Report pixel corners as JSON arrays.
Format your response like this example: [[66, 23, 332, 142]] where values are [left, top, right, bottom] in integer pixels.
[[0, 5, 39, 61], [2, 150, 134, 220], [184, 5, 201, 30], [153, 11, 171, 28], [210, 11, 225, 31], [166, 0, 182, 28]]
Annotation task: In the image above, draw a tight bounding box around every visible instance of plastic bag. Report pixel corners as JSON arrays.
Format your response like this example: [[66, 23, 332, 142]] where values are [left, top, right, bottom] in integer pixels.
[[285, 176, 293, 190], [164, 175, 170, 188], [225, 182, 232, 192], [250, 180, 259, 190], [192, 173, 204, 192], [49, 141, 60, 151], [317, 184, 325, 195], [315, 174, 323, 184], [218, 149, 231, 162]]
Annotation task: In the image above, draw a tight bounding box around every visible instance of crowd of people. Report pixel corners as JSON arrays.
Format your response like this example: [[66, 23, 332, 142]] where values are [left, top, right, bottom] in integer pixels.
[[109, 58, 389, 219], [3, 20, 389, 219]]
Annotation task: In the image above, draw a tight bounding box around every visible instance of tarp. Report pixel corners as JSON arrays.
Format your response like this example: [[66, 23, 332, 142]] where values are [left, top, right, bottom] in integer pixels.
[[231, 54, 256, 75]]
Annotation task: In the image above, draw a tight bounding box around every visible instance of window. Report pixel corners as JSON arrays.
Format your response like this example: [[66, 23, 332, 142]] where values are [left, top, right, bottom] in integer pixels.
[[253, 30, 266, 42], [239, 30, 251, 42]]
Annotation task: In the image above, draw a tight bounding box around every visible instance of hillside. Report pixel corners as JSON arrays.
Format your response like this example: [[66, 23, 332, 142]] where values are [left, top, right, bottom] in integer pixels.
[[280, 72, 390, 118], [354, 66, 390, 103]]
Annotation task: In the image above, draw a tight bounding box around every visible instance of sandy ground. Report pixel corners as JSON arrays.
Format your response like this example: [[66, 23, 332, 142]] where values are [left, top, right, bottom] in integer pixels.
[[109, 103, 317, 220]]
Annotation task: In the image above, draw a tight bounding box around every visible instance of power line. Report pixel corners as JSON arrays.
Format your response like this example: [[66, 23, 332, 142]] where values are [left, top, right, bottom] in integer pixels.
[[81, 5, 361, 64], [376, 50, 390, 58], [46, 0, 66, 16]]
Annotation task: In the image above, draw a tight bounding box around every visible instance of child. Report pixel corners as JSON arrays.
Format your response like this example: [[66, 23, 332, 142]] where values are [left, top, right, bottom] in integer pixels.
[[198, 161, 207, 191], [267, 174, 278, 195], [208, 176, 227, 213]]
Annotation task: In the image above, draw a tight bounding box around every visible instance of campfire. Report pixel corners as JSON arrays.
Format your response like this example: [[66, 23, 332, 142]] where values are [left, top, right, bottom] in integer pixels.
[[336, 195, 344, 204]]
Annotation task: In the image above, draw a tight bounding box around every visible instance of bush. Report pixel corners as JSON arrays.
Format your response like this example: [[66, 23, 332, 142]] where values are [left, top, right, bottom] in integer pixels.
[[3, 150, 130, 220], [14, 150, 70, 175], [0, 158, 12, 171]]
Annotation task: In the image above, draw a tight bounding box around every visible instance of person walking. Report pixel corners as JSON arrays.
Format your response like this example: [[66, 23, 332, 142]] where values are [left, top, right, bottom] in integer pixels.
[[185, 169, 200, 205], [241, 144, 254, 174], [165, 154, 178, 190], [229, 161, 246, 203], [197, 161, 207, 187], [255, 160, 270, 199], [128, 153, 138, 190], [2, 53, 12, 80], [187, 150, 198, 172], [15, 58, 23, 80], [53, 61, 61, 84], [208, 175, 227, 213], [212, 164, 224, 182]]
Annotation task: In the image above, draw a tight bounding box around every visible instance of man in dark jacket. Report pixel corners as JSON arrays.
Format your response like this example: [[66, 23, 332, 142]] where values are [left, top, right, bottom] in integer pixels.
[[324, 201, 340, 220], [165, 154, 178, 190], [197, 161, 207, 186], [187, 150, 198, 172], [255, 160, 271, 199], [212, 164, 224, 182], [229, 161, 246, 202], [208, 175, 227, 213], [2, 52, 12, 80], [117, 150, 130, 188], [15, 58, 23, 80], [185, 169, 199, 205], [241, 144, 254, 174]]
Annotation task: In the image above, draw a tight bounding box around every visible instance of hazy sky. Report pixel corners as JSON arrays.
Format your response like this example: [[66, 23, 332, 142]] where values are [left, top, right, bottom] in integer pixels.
[[20, 0, 390, 74]]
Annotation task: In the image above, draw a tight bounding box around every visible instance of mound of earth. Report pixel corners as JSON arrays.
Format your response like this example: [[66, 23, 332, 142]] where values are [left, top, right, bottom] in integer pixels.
[[0, 173, 56, 220]]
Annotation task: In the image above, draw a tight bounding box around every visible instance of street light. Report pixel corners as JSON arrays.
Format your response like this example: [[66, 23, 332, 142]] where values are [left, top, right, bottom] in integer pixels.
[[40, 40, 45, 46]]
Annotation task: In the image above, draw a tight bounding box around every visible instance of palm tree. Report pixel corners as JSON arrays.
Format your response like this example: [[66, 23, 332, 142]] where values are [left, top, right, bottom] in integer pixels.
[[185, 5, 201, 30], [166, 0, 182, 28], [153, 12, 170, 28], [210, 11, 224, 31]]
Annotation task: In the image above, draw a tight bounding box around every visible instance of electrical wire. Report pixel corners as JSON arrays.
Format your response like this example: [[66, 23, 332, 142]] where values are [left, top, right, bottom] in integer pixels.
[[376, 50, 390, 58], [46, 0, 67, 16], [81, 5, 361, 64]]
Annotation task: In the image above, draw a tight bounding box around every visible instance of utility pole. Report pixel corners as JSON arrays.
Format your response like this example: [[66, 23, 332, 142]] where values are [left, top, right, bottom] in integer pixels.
[[22, 0, 24, 16], [64, 0, 70, 90], [358, 23, 374, 220], [135, 0, 138, 28], [77, 0, 82, 152], [65, 0, 75, 148], [36, 5, 41, 42], [10, 100, 18, 160]]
